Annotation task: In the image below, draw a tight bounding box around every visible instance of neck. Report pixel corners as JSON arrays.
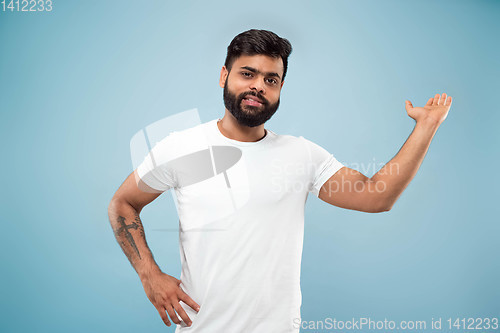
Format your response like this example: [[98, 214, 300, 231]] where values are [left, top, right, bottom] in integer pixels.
[[217, 110, 267, 142]]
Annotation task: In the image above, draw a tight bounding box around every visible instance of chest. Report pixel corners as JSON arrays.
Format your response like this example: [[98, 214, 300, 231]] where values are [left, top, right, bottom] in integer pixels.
[[171, 145, 312, 230]]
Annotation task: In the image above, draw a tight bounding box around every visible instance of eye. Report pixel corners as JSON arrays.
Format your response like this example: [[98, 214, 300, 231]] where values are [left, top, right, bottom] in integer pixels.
[[266, 78, 278, 85], [241, 72, 253, 77]]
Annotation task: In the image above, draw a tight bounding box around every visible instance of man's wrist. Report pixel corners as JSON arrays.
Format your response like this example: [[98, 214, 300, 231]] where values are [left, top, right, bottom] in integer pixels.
[[137, 262, 162, 280], [416, 117, 441, 133]]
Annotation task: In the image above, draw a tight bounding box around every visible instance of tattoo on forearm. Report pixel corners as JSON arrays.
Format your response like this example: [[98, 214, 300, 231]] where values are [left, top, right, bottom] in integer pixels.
[[120, 240, 134, 262], [134, 211, 145, 238], [114, 215, 144, 259]]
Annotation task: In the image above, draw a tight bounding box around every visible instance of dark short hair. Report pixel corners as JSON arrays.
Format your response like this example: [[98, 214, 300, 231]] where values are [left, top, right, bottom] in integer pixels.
[[224, 29, 293, 82]]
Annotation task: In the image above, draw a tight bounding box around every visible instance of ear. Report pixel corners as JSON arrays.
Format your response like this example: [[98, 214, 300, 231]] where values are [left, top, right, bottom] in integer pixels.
[[280, 80, 284, 89], [219, 66, 228, 88]]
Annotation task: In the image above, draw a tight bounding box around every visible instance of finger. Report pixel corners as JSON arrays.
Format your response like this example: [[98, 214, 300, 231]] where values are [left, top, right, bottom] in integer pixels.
[[433, 93, 440, 105], [440, 93, 447, 105], [425, 97, 433, 106], [165, 304, 182, 325], [405, 100, 413, 112], [446, 96, 452, 106], [173, 302, 193, 326], [156, 307, 172, 327], [179, 292, 201, 312]]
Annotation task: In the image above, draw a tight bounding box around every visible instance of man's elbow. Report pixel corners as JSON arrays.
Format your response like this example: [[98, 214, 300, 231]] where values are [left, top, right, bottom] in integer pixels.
[[367, 207, 391, 213], [378, 205, 392, 213], [108, 197, 119, 220], [356, 203, 391, 213], [370, 200, 393, 213], [108, 196, 127, 218], [363, 181, 394, 213], [379, 201, 395, 213]]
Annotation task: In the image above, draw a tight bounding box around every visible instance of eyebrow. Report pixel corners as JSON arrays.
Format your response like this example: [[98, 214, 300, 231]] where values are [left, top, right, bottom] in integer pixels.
[[240, 66, 281, 80]]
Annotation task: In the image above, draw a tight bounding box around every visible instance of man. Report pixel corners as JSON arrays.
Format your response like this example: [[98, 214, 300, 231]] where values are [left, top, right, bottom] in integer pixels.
[[108, 29, 452, 332]]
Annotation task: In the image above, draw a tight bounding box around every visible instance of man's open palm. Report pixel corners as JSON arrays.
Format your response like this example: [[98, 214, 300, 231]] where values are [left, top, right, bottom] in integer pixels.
[[405, 93, 453, 125]]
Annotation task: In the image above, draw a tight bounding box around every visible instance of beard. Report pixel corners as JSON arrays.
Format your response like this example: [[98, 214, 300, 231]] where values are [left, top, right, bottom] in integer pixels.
[[223, 79, 280, 128]]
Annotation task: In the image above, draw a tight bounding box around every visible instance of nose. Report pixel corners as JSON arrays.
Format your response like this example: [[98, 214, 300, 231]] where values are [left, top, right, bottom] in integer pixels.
[[249, 78, 265, 95]]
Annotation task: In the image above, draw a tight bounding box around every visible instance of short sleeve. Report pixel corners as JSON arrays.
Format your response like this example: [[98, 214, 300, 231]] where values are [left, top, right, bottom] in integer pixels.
[[135, 134, 177, 192], [300, 137, 345, 197]]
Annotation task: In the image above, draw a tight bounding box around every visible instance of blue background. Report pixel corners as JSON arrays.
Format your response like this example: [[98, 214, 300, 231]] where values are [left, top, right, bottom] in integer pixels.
[[1, 0, 498, 331]]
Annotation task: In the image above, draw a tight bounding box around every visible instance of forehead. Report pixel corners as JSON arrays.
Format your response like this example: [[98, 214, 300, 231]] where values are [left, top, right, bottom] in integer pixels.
[[231, 54, 284, 76]]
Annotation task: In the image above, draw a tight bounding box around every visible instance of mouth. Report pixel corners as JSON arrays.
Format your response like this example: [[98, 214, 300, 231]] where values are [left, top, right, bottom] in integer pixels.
[[242, 96, 264, 107]]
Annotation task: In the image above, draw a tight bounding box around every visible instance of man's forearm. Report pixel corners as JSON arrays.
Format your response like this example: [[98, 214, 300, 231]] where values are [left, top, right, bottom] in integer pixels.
[[371, 118, 440, 210], [108, 200, 161, 279]]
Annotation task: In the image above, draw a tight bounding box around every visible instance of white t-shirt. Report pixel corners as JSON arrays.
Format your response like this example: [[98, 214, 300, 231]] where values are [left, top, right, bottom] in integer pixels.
[[136, 118, 344, 332]]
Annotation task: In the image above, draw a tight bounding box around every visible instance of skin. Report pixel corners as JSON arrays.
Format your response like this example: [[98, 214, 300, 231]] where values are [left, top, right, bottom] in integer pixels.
[[108, 175, 200, 327], [108, 53, 453, 327], [217, 54, 285, 142]]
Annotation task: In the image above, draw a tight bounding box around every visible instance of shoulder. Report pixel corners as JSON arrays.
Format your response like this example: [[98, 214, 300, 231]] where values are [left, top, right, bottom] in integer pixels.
[[274, 133, 333, 162]]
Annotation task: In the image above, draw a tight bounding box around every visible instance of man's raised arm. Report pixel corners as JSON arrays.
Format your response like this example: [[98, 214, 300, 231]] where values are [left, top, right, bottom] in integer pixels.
[[319, 93, 453, 213], [107, 171, 200, 327]]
